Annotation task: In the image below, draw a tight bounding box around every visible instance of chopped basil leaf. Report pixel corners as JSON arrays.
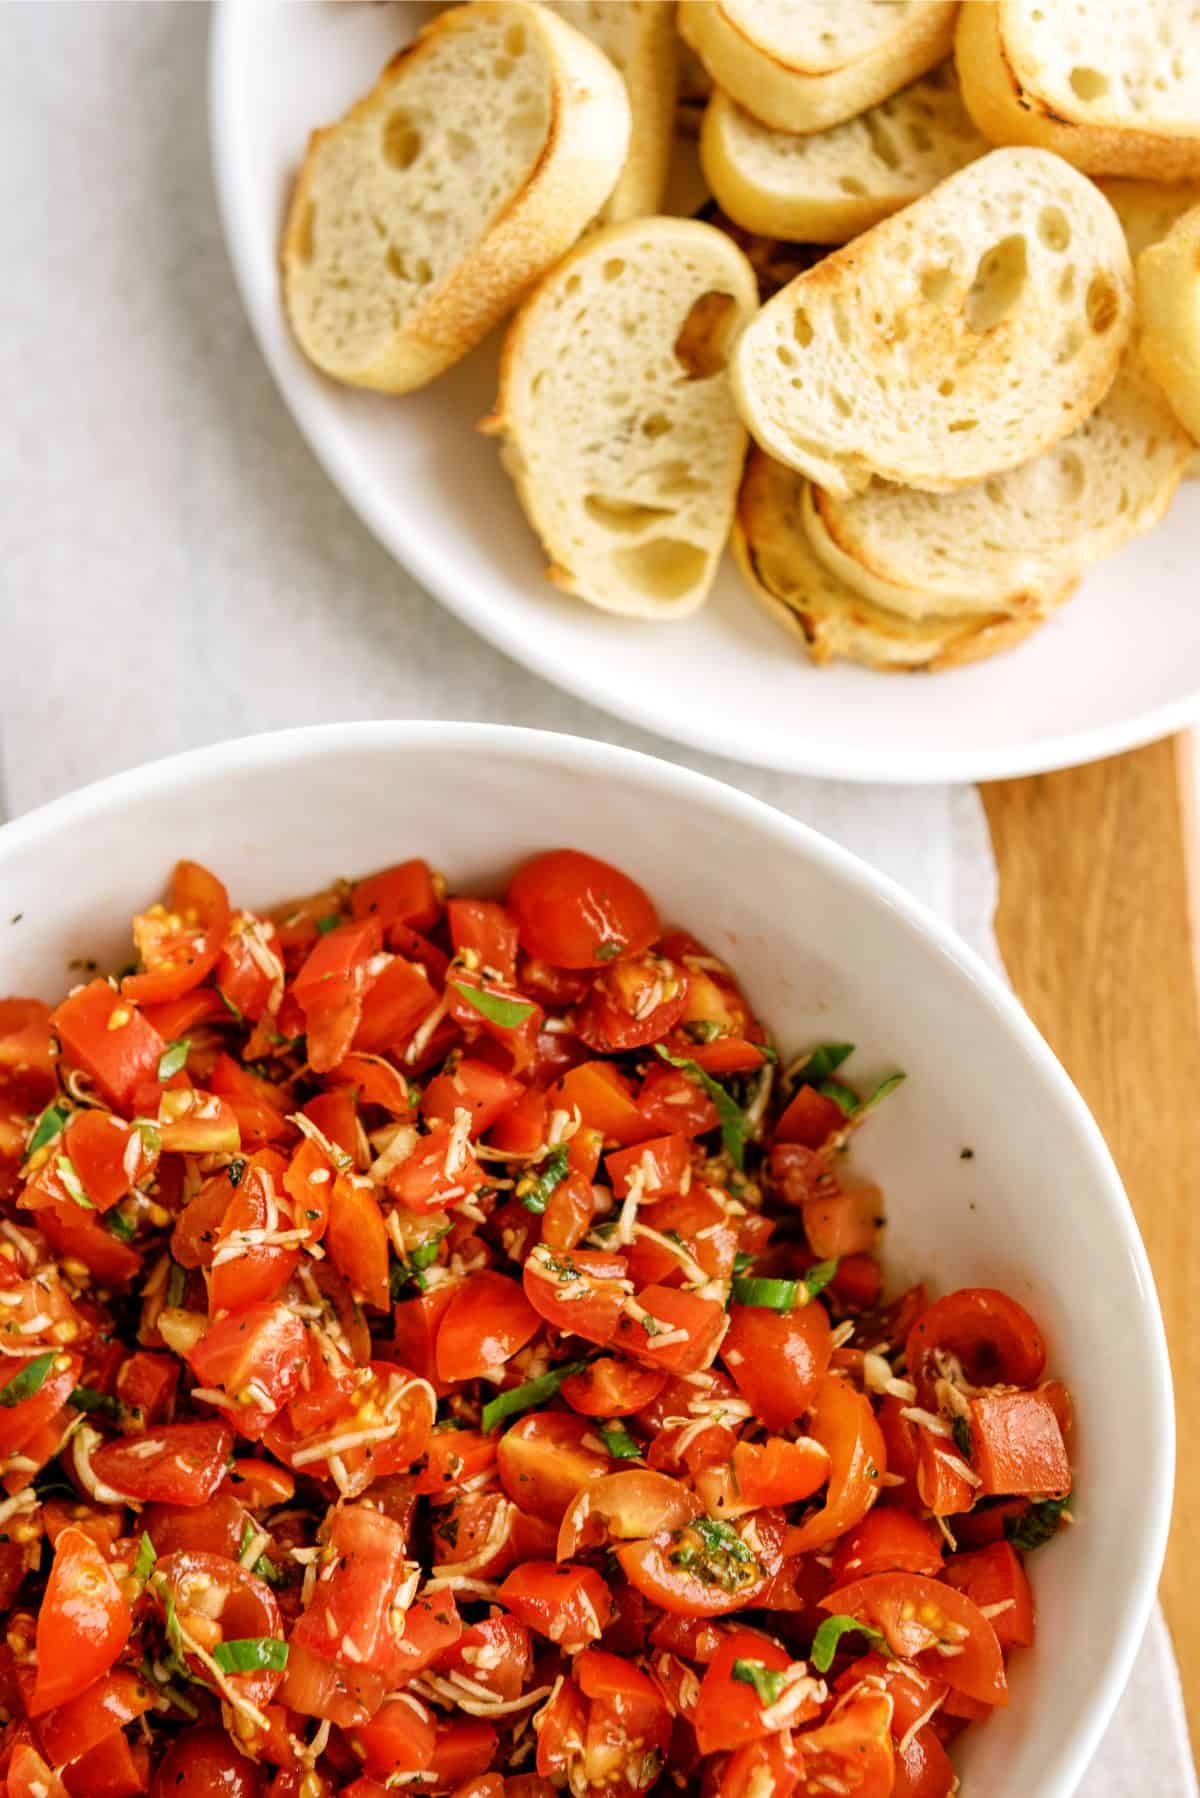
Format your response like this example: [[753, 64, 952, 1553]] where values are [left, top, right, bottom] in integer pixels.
[[861, 1072, 906, 1113], [597, 1422, 642, 1460], [390, 1224, 451, 1298], [157, 1038, 191, 1081], [133, 1119, 162, 1159], [212, 1636, 288, 1674], [162, 1592, 188, 1678], [315, 915, 341, 936], [26, 1103, 71, 1159], [594, 941, 622, 961], [166, 1261, 186, 1309], [803, 1259, 839, 1300], [732, 1251, 756, 1276], [450, 982, 535, 1029], [811, 1615, 887, 1674], [794, 1043, 855, 1085], [730, 1275, 801, 1312], [0, 1353, 55, 1408], [817, 1079, 860, 1116], [134, 1533, 157, 1583], [69, 1385, 117, 1415], [55, 1155, 95, 1210], [654, 1046, 748, 1170], [1006, 1492, 1071, 1551], [239, 1520, 283, 1586], [670, 1517, 757, 1594], [951, 1415, 973, 1460], [732, 1658, 788, 1706], [520, 1146, 569, 1216], [105, 1207, 136, 1243], [226, 1157, 247, 1188], [481, 1360, 588, 1433]]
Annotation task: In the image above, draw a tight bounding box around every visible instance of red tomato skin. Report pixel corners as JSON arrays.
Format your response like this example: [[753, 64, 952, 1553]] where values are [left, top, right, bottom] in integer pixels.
[[693, 1628, 798, 1754], [559, 1358, 668, 1417], [507, 850, 659, 969], [497, 1563, 614, 1654], [435, 1272, 540, 1383], [720, 1300, 833, 1433], [831, 1508, 945, 1584], [821, 1573, 1008, 1708], [576, 956, 689, 1053], [906, 1288, 1047, 1410], [87, 1421, 235, 1507], [30, 1528, 132, 1716], [49, 981, 165, 1114], [352, 861, 441, 932], [447, 898, 519, 985], [149, 1725, 264, 1798], [892, 1725, 956, 1798], [34, 1669, 155, 1769], [784, 1374, 888, 1554], [941, 1542, 1035, 1648], [965, 1388, 1072, 1498], [123, 862, 230, 1006], [63, 1730, 150, 1798]]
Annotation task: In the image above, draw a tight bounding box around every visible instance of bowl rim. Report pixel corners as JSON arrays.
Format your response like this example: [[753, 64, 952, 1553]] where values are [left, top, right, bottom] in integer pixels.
[[0, 719, 1175, 1793], [205, 1, 1200, 785]]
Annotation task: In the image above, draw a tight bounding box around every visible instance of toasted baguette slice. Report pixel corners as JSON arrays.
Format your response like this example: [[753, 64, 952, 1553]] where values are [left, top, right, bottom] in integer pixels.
[[732, 147, 1133, 496], [957, 0, 1200, 181], [1137, 206, 1200, 442], [734, 452, 1065, 671], [282, 2, 630, 393], [541, 1, 677, 221], [803, 354, 1192, 618], [701, 63, 988, 244], [484, 217, 758, 618], [677, 0, 958, 135]]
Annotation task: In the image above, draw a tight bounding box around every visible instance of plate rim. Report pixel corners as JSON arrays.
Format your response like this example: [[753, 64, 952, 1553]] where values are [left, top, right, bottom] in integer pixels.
[[206, 0, 1200, 785]]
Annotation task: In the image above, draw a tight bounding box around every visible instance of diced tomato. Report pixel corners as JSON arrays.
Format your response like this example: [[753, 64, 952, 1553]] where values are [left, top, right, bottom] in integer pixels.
[[353, 957, 440, 1055], [446, 898, 519, 985], [784, 1375, 887, 1553], [508, 850, 659, 969], [436, 1272, 539, 1383], [774, 1085, 848, 1149], [0, 999, 56, 1102], [941, 1541, 1035, 1648], [496, 1412, 613, 1523], [791, 1692, 895, 1798], [559, 1357, 668, 1417], [188, 1303, 306, 1437], [293, 1506, 418, 1677], [85, 1421, 234, 1507], [721, 1299, 832, 1433], [498, 1562, 614, 1653], [617, 1510, 786, 1618], [386, 1126, 484, 1215], [422, 1061, 524, 1136], [831, 1508, 945, 1584], [906, 1288, 1047, 1410], [64, 1730, 150, 1798], [557, 1469, 699, 1560], [30, 1528, 132, 1715], [8, 1746, 71, 1798], [915, 1425, 976, 1518], [50, 981, 165, 1114], [892, 1725, 956, 1798], [114, 1351, 178, 1430], [577, 954, 689, 1053], [540, 1170, 597, 1253], [0, 1351, 79, 1461], [352, 861, 442, 933], [146, 1723, 263, 1798], [122, 862, 230, 1005], [821, 1573, 1008, 1707], [415, 1429, 497, 1498], [394, 1281, 463, 1387], [301, 1088, 362, 1167], [605, 1134, 690, 1200], [280, 1138, 333, 1247], [59, 1111, 152, 1213], [434, 1614, 530, 1703], [425, 1720, 499, 1792], [522, 1244, 629, 1346], [613, 1285, 727, 1375], [695, 1436, 830, 1519], [487, 1087, 547, 1157], [35, 1668, 156, 1768], [294, 919, 384, 1072], [694, 1627, 817, 1754], [348, 1693, 437, 1779], [636, 1063, 719, 1138], [155, 1086, 240, 1157], [208, 1054, 289, 1147], [325, 1175, 390, 1310], [209, 1151, 300, 1313], [965, 1387, 1071, 1498], [327, 1052, 414, 1116], [550, 1061, 654, 1147]]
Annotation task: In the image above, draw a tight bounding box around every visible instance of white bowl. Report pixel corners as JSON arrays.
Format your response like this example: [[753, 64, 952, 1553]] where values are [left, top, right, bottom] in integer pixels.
[[208, 0, 1200, 783], [0, 722, 1172, 1794]]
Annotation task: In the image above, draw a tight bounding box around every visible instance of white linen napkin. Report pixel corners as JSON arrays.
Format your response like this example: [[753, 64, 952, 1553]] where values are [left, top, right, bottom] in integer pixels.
[[0, 7, 1194, 1793]]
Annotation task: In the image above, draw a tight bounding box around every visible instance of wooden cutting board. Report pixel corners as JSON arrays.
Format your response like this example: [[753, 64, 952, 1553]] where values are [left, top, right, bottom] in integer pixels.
[[983, 734, 1200, 1761]]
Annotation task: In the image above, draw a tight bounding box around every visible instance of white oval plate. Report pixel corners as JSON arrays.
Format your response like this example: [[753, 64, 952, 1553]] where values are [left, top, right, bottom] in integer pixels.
[[209, 0, 1200, 783]]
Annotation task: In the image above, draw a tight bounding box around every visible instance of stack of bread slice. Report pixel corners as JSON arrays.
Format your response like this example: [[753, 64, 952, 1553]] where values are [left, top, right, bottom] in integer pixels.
[[281, 0, 1200, 657]]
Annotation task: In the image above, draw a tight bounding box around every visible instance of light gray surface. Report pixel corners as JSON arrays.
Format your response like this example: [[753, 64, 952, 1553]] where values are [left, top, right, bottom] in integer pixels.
[[0, 7, 1194, 1793]]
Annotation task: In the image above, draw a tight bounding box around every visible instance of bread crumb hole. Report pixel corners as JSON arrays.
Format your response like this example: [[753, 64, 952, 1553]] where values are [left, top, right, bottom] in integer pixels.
[[793, 307, 814, 347], [674, 291, 738, 378], [504, 22, 526, 55], [566, 274, 582, 295], [385, 245, 407, 280], [642, 413, 671, 438], [383, 111, 422, 170], [838, 176, 868, 196], [1086, 274, 1119, 333], [493, 56, 514, 78], [585, 495, 674, 533], [920, 264, 955, 303], [1038, 207, 1070, 252], [964, 235, 1028, 334], [294, 202, 316, 263], [1069, 66, 1109, 101], [938, 378, 955, 396], [948, 418, 979, 433], [613, 538, 707, 600], [1056, 452, 1085, 503], [776, 344, 796, 368], [604, 259, 626, 282], [1058, 265, 1076, 302], [832, 391, 852, 418], [863, 111, 901, 171], [656, 461, 705, 497]]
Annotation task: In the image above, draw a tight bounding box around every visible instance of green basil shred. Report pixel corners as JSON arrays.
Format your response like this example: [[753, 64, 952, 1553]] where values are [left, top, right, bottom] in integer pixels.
[[810, 1615, 887, 1674], [450, 982, 535, 1029], [0, 1353, 55, 1408], [481, 1360, 588, 1433], [731, 1658, 788, 1706], [520, 1147, 569, 1216], [157, 1038, 191, 1081], [653, 1046, 748, 1169], [25, 1104, 70, 1159], [211, 1637, 289, 1674]]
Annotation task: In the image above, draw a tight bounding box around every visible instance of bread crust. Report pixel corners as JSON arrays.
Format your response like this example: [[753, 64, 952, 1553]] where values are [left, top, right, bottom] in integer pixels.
[[281, 1, 631, 394], [956, 1, 1200, 181], [678, 0, 958, 135], [1137, 208, 1200, 443], [733, 451, 1062, 671]]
